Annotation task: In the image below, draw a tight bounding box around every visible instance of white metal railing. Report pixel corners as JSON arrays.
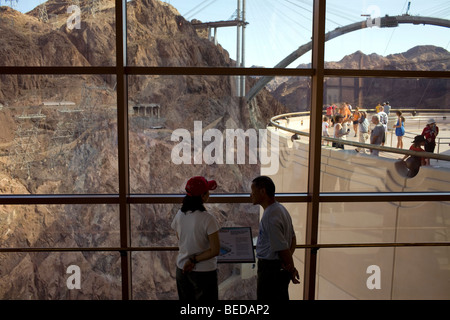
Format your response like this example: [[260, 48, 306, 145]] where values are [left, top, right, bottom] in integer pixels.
[[270, 110, 450, 163]]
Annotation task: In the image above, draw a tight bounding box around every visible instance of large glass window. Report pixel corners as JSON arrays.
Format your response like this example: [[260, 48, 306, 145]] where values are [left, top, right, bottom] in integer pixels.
[[0, 1, 116, 66], [316, 246, 450, 299], [325, 0, 450, 71], [1, 75, 118, 194], [128, 75, 310, 193], [127, 0, 313, 68], [0, 0, 448, 301], [319, 202, 450, 244], [0, 252, 122, 299]]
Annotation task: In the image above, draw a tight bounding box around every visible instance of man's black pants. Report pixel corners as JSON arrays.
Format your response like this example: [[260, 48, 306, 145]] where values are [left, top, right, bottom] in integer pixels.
[[257, 259, 291, 301]]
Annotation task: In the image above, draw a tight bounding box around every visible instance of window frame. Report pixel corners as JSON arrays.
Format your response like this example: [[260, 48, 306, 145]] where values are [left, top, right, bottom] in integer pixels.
[[0, 0, 449, 300]]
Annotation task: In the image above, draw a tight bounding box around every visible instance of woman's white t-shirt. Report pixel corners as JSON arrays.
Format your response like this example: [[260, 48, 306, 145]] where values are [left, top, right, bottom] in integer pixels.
[[171, 209, 220, 272]]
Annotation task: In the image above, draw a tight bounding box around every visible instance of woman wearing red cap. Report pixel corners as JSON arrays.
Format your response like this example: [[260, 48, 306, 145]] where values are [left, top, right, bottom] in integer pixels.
[[171, 176, 220, 301]]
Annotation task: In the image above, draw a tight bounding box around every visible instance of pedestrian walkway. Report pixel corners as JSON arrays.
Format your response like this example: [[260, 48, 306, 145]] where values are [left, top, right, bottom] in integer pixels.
[[345, 113, 450, 168]]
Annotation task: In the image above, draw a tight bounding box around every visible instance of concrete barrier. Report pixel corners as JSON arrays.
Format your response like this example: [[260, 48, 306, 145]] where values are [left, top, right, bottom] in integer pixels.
[[262, 130, 450, 299]]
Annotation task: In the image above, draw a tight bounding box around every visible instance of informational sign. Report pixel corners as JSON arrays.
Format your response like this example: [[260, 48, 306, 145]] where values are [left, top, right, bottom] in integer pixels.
[[217, 227, 255, 263]]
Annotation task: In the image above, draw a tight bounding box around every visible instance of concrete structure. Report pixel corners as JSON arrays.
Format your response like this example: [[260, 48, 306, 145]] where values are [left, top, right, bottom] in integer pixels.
[[132, 103, 161, 118], [262, 113, 450, 299]]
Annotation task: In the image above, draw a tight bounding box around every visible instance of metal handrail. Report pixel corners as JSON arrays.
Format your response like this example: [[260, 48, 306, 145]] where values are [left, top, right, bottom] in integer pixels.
[[270, 111, 450, 162], [437, 137, 450, 155], [0, 242, 449, 254]]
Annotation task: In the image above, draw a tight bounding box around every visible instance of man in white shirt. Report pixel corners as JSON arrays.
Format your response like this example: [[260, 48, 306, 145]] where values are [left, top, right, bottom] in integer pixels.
[[251, 176, 300, 301]]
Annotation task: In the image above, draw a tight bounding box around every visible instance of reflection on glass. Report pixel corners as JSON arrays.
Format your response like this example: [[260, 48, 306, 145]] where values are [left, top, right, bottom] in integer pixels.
[[127, 0, 313, 67], [318, 77, 450, 192], [0, 252, 121, 299], [131, 202, 260, 300], [316, 247, 450, 299], [0, 204, 120, 248], [128, 75, 309, 194], [319, 202, 450, 244], [131, 202, 305, 300], [1, 75, 117, 194], [1, 1, 116, 66], [132, 251, 259, 300], [325, 0, 450, 71], [131, 203, 260, 247]]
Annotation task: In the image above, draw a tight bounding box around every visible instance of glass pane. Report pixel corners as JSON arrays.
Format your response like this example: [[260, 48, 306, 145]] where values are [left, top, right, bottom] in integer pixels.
[[132, 251, 260, 300], [131, 202, 305, 300], [131, 202, 305, 246], [325, 0, 450, 71], [131, 203, 260, 247], [5, 1, 116, 66], [316, 246, 450, 299], [0, 204, 120, 248], [127, 0, 313, 67], [1, 74, 118, 194], [320, 77, 450, 192], [131, 202, 260, 300], [0, 252, 121, 299], [319, 202, 450, 244], [128, 75, 309, 194]]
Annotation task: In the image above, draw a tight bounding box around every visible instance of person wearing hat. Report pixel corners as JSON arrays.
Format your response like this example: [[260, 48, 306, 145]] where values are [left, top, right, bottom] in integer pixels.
[[402, 135, 429, 177], [421, 118, 439, 153], [171, 176, 220, 301], [251, 176, 300, 301]]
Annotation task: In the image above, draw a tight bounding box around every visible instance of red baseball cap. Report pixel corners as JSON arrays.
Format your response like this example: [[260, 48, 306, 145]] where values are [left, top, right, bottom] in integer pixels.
[[185, 176, 217, 197]]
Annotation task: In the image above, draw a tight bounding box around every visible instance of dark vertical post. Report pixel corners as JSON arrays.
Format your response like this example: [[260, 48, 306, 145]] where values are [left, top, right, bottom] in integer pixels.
[[116, 0, 132, 300], [303, 0, 326, 300]]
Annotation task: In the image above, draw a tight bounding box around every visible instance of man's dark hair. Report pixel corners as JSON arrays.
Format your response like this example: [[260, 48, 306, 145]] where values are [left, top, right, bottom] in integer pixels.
[[252, 176, 276, 197]]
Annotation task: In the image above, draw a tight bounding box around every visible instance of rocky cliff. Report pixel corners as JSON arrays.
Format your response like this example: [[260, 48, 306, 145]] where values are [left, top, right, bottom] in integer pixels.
[[271, 45, 450, 112]]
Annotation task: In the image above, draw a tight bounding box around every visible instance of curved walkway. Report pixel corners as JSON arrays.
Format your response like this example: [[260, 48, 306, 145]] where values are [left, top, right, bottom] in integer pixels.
[[270, 109, 450, 168]]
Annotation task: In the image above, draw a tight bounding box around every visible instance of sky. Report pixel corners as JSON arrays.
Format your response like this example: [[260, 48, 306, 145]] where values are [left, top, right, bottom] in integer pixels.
[[6, 0, 450, 68]]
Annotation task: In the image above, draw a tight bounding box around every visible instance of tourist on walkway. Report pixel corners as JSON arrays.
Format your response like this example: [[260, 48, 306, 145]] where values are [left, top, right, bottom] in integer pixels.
[[422, 118, 439, 153], [393, 110, 406, 149], [377, 106, 388, 145], [355, 111, 369, 153], [384, 101, 391, 115], [333, 114, 349, 149], [352, 107, 361, 137], [322, 115, 331, 146], [402, 135, 428, 178], [370, 114, 385, 156]]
